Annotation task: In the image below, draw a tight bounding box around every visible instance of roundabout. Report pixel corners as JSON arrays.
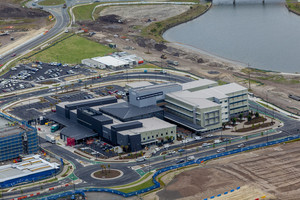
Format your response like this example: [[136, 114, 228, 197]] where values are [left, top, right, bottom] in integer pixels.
[[91, 169, 124, 180]]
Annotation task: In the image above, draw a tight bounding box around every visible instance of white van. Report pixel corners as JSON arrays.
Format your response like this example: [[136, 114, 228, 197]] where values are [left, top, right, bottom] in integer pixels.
[[187, 156, 195, 161]]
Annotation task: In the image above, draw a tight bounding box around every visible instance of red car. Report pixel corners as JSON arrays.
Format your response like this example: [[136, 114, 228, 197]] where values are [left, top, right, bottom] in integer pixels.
[[11, 53, 16, 57]]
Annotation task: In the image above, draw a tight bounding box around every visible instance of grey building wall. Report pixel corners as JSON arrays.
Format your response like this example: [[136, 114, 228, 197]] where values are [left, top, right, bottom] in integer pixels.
[[129, 134, 142, 152], [56, 104, 65, 117], [129, 84, 182, 107]]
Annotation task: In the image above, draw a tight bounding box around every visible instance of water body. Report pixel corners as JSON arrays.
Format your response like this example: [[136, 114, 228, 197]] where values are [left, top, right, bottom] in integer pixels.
[[163, 0, 300, 73]]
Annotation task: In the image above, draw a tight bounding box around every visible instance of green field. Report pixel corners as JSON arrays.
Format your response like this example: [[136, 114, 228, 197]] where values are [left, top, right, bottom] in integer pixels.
[[29, 35, 115, 64], [142, 4, 209, 42], [286, 0, 300, 15], [73, 3, 101, 21], [135, 63, 162, 69], [39, 0, 65, 5], [117, 178, 155, 193]]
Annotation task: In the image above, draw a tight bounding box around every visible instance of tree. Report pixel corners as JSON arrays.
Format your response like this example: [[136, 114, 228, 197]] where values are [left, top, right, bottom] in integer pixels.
[[108, 164, 110, 173], [124, 145, 129, 153], [231, 118, 237, 125], [247, 115, 252, 122], [163, 155, 166, 160], [239, 113, 243, 121], [255, 112, 259, 118], [165, 136, 170, 142], [249, 111, 254, 117], [222, 122, 226, 129]]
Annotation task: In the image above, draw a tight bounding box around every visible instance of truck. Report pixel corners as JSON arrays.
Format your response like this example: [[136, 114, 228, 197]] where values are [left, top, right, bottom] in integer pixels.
[[46, 134, 56, 144], [51, 124, 59, 133], [167, 60, 179, 66]]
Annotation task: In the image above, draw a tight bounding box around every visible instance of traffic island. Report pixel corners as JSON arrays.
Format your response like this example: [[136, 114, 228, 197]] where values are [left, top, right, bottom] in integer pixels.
[[91, 169, 123, 180]]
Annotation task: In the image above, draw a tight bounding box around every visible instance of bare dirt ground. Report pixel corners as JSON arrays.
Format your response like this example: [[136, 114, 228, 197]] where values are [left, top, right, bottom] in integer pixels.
[[99, 5, 191, 26], [0, 0, 52, 53], [0, 28, 47, 55], [80, 4, 300, 116], [142, 141, 300, 200]]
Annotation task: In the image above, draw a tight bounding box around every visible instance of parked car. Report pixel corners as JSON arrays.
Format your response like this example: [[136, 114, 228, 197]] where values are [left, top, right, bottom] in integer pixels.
[[178, 149, 185, 153], [205, 134, 213, 138], [176, 159, 185, 164], [194, 136, 203, 141]]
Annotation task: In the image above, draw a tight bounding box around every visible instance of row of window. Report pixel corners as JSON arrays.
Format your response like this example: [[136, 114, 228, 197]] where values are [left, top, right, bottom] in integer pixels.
[[143, 131, 174, 141]]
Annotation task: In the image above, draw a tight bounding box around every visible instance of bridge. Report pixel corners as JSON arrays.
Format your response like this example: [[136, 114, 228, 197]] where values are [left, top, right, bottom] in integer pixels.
[[210, 0, 266, 5]]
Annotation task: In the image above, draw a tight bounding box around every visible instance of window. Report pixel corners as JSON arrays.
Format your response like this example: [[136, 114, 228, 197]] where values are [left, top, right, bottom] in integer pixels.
[[161, 133, 163, 136], [166, 132, 168, 135], [143, 138, 145, 140], [148, 136, 150, 139], [152, 135, 154, 138], [156, 134, 158, 137], [171, 131, 173, 133]]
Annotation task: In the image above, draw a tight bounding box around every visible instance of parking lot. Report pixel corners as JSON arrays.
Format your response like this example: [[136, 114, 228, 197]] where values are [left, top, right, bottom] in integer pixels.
[[1, 62, 93, 83], [90, 85, 126, 97], [0, 79, 34, 93], [50, 91, 94, 102], [76, 140, 118, 158]]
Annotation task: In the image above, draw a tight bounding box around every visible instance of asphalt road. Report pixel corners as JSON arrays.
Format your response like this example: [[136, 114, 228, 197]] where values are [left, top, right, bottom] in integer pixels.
[[0, 3, 69, 65]]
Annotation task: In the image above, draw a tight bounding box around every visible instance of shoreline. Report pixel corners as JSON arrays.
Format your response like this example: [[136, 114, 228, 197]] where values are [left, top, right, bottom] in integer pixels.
[[162, 2, 300, 76]]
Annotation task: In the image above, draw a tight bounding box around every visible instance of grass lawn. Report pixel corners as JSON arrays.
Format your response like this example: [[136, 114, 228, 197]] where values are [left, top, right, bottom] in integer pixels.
[[117, 178, 155, 193], [286, 0, 300, 15], [110, 172, 153, 189], [135, 63, 162, 69], [73, 3, 101, 21], [39, 0, 65, 6], [142, 4, 209, 42], [28, 35, 115, 64]]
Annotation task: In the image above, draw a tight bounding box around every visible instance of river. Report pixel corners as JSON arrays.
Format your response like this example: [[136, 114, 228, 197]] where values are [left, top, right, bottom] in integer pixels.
[[163, 0, 300, 73]]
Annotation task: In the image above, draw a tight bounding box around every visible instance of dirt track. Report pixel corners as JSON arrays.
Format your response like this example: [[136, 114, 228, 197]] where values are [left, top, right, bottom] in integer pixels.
[[145, 141, 300, 200]]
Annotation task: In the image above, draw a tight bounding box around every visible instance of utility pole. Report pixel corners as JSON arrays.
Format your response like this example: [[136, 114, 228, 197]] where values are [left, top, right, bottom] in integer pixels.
[[248, 64, 251, 90]]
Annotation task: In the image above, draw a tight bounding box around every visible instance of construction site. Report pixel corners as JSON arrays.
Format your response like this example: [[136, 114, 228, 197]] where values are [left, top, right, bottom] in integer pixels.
[[0, 113, 38, 162], [145, 140, 300, 200]]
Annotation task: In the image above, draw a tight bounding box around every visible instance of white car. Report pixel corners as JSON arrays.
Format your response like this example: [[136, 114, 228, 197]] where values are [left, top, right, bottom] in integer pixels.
[[217, 148, 225, 153], [194, 136, 203, 141], [136, 157, 146, 162], [206, 134, 213, 138], [202, 143, 211, 147], [187, 156, 195, 161], [238, 143, 245, 148]]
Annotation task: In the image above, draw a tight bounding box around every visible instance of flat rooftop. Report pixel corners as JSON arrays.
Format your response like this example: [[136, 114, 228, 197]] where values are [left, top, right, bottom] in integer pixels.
[[212, 83, 248, 95], [126, 81, 153, 89], [167, 90, 219, 109], [0, 155, 59, 183], [131, 82, 181, 93], [192, 87, 228, 99], [0, 116, 24, 137], [180, 79, 217, 91], [92, 56, 128, 67], [119, 117, 176, 136]]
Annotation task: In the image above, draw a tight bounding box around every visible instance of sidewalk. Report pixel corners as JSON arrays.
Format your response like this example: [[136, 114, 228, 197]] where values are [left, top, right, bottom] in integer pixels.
[[249, 96, 300, 120]]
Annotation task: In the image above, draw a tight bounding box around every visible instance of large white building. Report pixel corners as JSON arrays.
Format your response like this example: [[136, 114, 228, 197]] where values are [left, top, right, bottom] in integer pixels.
[[81, 52, 143, 70], [164, 80, 248, 133]]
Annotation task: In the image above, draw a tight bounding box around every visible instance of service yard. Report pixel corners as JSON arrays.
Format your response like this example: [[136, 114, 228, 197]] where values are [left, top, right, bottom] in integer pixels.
[[142, 141, 300, 200]]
